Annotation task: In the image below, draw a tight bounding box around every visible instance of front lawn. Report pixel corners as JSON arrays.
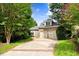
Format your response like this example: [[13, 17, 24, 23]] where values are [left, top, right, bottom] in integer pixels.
[[54, 40, 78, 56], [0, 38, 33, 54]]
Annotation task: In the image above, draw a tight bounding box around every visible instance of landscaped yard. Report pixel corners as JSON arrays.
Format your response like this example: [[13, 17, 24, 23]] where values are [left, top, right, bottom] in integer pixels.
[[0, 38, 33, 54], [54, 40, 79, 56]]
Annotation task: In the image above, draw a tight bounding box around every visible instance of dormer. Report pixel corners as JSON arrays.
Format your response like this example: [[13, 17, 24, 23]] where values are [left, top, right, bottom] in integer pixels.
[[39, 18, 58, 27]]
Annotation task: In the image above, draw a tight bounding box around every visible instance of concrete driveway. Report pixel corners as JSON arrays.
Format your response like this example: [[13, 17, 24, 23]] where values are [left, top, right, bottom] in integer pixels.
[[1, 38, 57, 56]]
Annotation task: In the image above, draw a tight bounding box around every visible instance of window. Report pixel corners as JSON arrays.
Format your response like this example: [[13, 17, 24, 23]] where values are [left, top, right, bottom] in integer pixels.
[[52, 21, 54, 26], [46, 22, 50, 26], [52, 21, 57, 26]]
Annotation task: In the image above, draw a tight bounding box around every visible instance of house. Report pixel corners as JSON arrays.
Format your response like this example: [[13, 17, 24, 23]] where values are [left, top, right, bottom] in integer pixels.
[[30, 18, 58, 40]]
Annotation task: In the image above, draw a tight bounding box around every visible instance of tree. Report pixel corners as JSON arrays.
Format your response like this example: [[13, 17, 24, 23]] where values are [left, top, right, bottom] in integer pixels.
[[0, 3, 36, 44], [58, 4, 79, 41], [49, 3, 78, 40], [49, 3, 71, 40], [65, 4, 79, 51], [66, 4, 79, 39], [49, 3, 64, 22]]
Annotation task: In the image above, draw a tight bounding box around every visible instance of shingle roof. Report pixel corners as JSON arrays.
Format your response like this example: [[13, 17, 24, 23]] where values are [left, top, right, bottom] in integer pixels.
[[30, 18, 58, 31]]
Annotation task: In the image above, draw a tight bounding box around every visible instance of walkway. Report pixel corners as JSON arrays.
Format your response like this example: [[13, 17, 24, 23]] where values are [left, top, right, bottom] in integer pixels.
[[1, 38, 57, 56]]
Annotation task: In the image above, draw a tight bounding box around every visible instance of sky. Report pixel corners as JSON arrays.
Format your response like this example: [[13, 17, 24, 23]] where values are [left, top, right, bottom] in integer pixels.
[[31, 3, 52, 26]]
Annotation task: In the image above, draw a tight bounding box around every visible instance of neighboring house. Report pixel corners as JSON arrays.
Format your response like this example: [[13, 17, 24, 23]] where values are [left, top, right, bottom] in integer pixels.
[[30, 18, 58, 40]]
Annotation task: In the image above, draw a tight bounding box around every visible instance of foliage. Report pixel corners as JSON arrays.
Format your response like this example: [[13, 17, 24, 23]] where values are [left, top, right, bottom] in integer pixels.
[[50, 4, 79, 40], [54, 40, 78, 56], [49, 3, 63, 21], [56, 25, 72, 40], [49, 3, 79, 55], [62, 4, 79, 45], [68, 4, 79, 25], [0, 25, 5, 42], [0, 3, 37, 44], [49, 3, 72, 40]]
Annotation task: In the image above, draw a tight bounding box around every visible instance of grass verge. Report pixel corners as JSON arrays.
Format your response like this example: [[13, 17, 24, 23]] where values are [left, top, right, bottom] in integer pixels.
[[54, 40, 78, 56], [0, 37, 33, 54]]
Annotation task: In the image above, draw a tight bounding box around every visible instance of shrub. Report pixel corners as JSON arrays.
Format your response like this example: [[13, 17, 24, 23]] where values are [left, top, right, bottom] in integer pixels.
[[54, 40, 77, 56], [56, 25, 72, 40]]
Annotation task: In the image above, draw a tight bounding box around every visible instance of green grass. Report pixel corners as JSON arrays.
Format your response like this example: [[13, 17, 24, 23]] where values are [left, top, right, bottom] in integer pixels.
[[0, 43, 18, 54], [0, 37, 33, 54], [54, 40, 78, 56]]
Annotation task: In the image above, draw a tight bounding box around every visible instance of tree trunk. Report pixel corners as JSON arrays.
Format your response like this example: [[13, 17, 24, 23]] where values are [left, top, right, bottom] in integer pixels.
[[5, 26, 12, 44], [6, 33, 11, 44]]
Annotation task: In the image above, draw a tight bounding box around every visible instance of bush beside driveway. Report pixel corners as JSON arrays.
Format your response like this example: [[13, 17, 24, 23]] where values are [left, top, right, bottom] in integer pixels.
[[54, 40, 79, 56]]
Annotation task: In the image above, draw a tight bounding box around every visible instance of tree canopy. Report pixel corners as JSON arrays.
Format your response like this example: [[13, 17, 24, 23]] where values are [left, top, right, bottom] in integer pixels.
[[0, 3, 37, 44], [49, 3, 64, 22]]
